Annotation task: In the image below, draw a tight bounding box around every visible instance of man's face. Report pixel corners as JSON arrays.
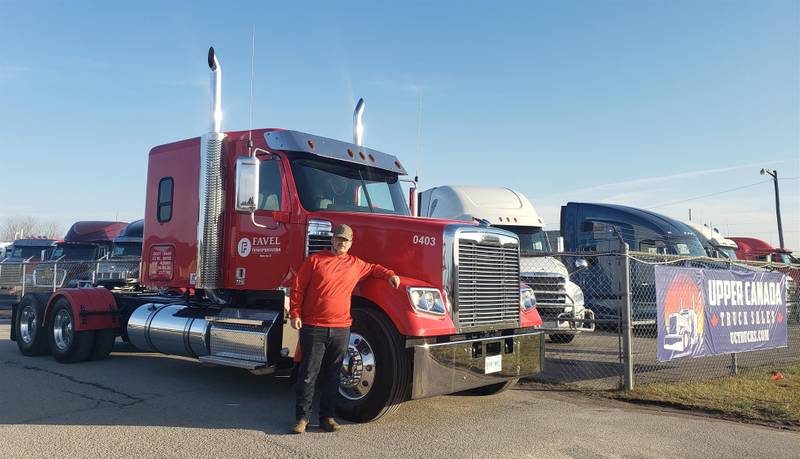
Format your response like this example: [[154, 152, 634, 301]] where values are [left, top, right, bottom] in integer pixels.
[[332, 236, 352, 255]]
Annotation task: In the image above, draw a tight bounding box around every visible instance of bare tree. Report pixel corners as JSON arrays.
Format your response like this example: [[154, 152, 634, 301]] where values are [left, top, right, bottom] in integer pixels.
[[0, 216, 64, 241]]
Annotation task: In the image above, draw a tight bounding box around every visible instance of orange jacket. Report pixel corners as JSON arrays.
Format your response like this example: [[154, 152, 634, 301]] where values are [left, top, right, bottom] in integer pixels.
[[290, 251, 396, 327]]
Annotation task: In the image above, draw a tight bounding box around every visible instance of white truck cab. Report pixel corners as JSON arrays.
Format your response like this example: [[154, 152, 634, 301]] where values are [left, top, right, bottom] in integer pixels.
[[418, 186, 594, 343], [686, 223, 739, 260]]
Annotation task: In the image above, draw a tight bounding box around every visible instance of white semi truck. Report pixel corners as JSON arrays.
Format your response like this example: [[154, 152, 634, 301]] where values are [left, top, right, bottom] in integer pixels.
[[418, 186, 594, 343], [685, 223, 739, 260]]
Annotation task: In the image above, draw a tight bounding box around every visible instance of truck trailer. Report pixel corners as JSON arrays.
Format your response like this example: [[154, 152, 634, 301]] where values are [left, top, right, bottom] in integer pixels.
[[10, 48, 544, 422]]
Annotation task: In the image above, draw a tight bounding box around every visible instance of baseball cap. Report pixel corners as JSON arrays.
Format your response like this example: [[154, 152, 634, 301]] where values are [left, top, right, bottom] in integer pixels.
[[333, 224, 353, 241]]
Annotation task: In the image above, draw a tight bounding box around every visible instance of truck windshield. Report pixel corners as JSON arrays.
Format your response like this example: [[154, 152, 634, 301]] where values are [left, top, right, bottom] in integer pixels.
[[10, 246, 50, 260], [669, 237, 707, 257], [774, 253, 797, 264], [50, 244, 98, 261], [112, 242, 141, 258], [717, 246, 737, 260], [496, 225, 551, 255], [291, 157, 410, 215]]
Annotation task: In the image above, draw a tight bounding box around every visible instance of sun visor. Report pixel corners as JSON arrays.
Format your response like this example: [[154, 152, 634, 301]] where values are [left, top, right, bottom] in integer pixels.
[[265, 130, 407, 175]]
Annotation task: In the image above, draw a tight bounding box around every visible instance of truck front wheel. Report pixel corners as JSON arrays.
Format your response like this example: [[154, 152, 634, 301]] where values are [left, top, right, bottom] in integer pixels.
[[336, 308, 410, 422]]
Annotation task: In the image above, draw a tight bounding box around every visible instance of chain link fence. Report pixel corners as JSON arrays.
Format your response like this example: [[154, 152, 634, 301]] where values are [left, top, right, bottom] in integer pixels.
[[522, 249, 800, 390], [0, 259, 141, 298]]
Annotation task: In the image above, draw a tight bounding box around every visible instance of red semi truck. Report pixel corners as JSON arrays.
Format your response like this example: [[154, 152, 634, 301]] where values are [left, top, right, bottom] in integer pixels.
[[11, 48, 544, 422]]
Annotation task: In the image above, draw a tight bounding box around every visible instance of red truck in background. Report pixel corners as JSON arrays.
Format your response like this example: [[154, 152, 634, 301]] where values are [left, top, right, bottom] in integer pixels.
[[730, 236, 800, 321], [11, 47, 543, 422], [729, 237, 798, 264]]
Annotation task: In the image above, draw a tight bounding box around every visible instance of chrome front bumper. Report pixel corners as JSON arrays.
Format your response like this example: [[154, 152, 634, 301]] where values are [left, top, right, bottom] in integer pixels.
[[411, 330, 544, 399]]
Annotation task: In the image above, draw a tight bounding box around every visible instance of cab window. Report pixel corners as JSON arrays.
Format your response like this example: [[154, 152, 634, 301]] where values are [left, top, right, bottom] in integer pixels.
[[257, 159, 283, 211]]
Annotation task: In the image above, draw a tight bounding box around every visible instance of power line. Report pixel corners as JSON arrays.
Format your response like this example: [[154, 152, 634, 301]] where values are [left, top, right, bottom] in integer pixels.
[[648, 179, 771, 210]]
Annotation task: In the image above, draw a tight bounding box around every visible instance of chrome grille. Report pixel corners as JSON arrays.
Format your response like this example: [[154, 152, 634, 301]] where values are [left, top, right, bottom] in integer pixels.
[[456, 235, 520, 328], [521, 273, 568, 319]]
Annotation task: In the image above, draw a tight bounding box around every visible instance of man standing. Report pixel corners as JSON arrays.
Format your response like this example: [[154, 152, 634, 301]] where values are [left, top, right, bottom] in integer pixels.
[[290, 224, 400, 434]]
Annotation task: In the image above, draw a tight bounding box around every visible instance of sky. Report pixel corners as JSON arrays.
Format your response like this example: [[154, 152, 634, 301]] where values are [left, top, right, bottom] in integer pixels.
[[1, 1, 798, 249]]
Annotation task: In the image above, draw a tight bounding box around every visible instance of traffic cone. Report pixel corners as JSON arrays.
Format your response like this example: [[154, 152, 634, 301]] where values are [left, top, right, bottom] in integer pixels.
[[770, 371, 785, 382]]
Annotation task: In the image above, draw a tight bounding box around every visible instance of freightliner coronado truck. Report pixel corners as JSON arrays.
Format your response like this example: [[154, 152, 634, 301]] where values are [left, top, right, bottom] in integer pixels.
[[10, 48, 543, 422], [419, 186, 593, 343]]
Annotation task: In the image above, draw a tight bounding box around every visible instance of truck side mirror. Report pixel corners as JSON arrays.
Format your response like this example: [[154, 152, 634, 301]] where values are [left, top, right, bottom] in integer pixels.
[[235, 156, 261, 213], [574, 258, 588, 270]]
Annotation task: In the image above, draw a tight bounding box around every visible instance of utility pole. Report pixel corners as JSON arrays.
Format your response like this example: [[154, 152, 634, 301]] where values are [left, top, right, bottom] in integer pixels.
[[760, 168, 784, 249]]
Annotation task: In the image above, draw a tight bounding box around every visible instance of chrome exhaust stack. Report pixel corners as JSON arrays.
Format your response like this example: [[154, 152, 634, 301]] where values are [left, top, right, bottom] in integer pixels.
[[196, 47, 226, 291], [353, 98, 365, 146]]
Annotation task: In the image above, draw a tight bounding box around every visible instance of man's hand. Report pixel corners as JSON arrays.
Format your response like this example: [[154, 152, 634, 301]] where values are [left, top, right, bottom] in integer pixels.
[[291, 317, 302, 330], [388, 275, 401, 289]]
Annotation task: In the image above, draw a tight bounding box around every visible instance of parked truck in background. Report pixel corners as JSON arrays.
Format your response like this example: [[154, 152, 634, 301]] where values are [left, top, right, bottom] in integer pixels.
[[10, 47, 543, 422], [2, 238, 56, 262], [418, 186, 593, 343], [94, 219, 143, 288], [33, 221, 127, 289], [560, 202, 707, 323], [729, 236, 799, 321], [686, 223, 739, 260], [729, 237, 798, 264]]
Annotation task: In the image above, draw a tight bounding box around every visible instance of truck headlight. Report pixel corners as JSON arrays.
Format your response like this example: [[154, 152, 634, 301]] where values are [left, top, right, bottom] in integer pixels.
[[408, 288, 446, 315], [520, 286, 536, 312]]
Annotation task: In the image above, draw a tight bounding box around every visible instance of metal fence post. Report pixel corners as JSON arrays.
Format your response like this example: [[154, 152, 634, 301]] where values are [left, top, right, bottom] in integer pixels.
[[622, 243, 634, 391]]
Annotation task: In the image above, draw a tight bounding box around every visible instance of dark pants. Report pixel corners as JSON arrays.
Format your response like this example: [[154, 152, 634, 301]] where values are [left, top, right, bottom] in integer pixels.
[[295, 325, 350, 422]]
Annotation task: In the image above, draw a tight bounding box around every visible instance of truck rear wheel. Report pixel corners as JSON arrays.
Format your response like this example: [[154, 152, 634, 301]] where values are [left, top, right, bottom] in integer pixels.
[[48, 298, 96, 363], [15, 293, 51, 356], [336, 308, 410, 423]]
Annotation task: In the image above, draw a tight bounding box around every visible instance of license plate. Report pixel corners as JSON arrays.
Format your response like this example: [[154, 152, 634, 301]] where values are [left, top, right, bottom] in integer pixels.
[[484, 354, 502, 374]]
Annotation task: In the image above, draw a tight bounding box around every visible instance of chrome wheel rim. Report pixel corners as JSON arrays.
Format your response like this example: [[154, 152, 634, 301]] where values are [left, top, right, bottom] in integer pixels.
[[53, 309, 73, 352], [339, 332, 377, 401], [19, 306, 36, 345]]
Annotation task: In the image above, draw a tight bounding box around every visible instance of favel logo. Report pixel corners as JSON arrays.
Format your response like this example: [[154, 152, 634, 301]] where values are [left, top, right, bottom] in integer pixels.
[[237, 238, 252, 257]]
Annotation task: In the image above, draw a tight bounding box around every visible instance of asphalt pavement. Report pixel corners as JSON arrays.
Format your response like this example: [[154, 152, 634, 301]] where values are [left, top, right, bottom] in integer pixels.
[[0, 323, 797, 458]]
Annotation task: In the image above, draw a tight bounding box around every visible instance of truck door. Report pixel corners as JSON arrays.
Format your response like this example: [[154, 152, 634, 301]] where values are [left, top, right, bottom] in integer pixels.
[[228, 155, 292, 289]]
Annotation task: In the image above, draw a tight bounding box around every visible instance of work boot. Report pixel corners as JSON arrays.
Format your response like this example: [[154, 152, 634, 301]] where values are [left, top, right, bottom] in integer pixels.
[[291, 419, 308, 434], [320, 417, 340, 432]]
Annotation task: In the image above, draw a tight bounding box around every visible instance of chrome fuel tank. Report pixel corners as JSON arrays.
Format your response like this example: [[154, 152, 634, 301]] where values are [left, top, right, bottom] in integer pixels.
[[127, 303, 210, 358]]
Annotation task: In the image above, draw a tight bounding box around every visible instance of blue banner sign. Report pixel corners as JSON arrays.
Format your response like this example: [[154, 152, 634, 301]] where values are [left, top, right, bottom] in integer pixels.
[[655, 265, 787, 362]]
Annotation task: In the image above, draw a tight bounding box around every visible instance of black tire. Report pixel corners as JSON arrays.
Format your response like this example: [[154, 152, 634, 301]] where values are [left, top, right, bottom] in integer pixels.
[[89, 328, 117, 361], [14, 293, 51, 356], [336, 308, 410, 423], [48, 298, 96, 363], [463, 378, 519, 396], [548, 333, 576, 344]]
